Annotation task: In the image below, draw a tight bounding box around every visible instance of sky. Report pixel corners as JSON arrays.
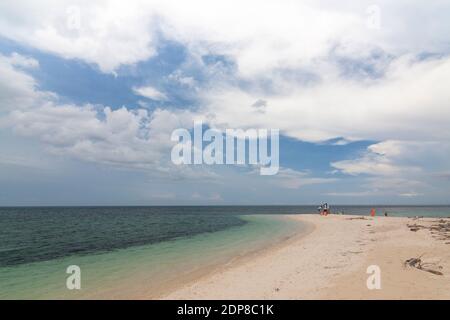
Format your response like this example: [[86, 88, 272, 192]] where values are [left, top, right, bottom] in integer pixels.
[[0, 0, 449, 206]]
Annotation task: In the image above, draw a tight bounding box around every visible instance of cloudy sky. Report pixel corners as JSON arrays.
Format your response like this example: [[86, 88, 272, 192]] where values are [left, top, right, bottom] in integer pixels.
[[0, 0, 449, 205]]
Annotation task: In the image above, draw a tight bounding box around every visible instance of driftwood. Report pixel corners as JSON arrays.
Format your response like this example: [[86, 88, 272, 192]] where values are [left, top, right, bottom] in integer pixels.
[[403, 255, 443, 276]]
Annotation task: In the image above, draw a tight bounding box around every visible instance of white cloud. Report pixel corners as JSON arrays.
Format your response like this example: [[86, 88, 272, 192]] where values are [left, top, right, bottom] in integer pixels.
[[331, 153, 420, 177], [330, 138, 353, 146], [133, 86, 168, 101], [330, 140, 450, 198], [399, 192, 423, 198], [1, 0, 449, 75], [0, 53, 53, 113], [0, 0, 158, 73], [8, 104, 197, 171], [2, 1, 449, 147], [332, 140, 450, 177], [168, 71, 197, 88], [201, 56, 450, 143], [5, 52, 39, 69], [0, 54, 233, 182], [1, 0, 450, 202], [258, 167, 337, 189]]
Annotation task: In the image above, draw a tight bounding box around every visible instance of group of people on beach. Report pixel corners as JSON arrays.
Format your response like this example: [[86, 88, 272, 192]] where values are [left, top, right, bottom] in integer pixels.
[[316, 204, 390, 217], [317, 203, 330, 216], [316, 205, 388, 217]]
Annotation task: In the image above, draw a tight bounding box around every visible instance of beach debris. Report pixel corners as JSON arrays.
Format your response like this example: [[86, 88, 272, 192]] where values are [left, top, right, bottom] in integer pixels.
[[408, 224, 422, 232], [404, 257, 421, 268], [403, 255, 444, 276], [346, 217, 368, 220], [407, 219, 450, 243]]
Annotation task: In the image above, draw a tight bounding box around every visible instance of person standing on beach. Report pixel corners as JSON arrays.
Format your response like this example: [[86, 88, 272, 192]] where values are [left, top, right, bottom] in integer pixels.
[[323, 203, 329, 216]]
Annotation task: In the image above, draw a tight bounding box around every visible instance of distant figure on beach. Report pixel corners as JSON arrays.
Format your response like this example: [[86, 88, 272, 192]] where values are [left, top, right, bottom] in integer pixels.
[[370, 208, 376, 217], [384, 212, 388, 217], [323, 203, 329, 216], [318, 203, 331, 215]]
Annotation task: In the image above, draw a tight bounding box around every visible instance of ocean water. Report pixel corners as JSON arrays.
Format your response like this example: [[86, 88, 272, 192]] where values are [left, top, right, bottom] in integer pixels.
[[0, 207, 305, 299], [1, 206, 449, 299]]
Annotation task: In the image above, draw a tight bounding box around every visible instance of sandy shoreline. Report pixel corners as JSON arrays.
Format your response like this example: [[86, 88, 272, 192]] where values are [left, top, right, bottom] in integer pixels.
[[162, 214, 450, 299]]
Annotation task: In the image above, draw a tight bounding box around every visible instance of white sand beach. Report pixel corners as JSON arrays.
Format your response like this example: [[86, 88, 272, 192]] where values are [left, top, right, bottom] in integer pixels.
[[163, 214, 450, 300]]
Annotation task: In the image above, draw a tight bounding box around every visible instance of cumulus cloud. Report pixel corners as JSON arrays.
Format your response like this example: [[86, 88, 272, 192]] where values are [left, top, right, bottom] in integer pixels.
[[331, 153, 420, 177], [330, 140, 450, 197], [7, 104, 198, 172], [0, 53, 230, 183], [0, 0, 158, 73], [1, 0, 449, 202], [0, 54, 200, 175], [0, 53, 54, 114], [2, 1, 449, 146], [5, 52, 39, 69], [332, 141, 450, 177], [200, 56, 450, 143], [133, 85, 168, 101], [2, 0, 450, 75]]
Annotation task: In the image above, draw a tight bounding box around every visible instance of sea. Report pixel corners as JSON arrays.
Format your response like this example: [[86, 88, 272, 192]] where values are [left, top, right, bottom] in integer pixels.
[[1, 205, 449, 299]]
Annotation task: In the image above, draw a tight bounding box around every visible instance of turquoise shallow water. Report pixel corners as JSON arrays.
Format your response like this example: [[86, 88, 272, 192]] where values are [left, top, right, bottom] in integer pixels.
[[0, 214, 303, 299]]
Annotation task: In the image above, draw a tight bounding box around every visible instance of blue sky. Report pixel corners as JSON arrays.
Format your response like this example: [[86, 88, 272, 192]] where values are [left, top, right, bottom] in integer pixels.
[[0, 0, 449, 205]]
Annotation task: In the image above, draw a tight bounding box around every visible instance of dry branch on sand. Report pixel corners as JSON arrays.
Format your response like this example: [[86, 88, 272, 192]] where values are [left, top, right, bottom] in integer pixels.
[[403, 255, 444, 276]]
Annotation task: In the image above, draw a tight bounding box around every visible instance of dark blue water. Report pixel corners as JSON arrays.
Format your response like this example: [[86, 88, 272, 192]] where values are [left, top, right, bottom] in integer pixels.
[[1, 206, 449, 268], [0, 206, 247, 267]]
